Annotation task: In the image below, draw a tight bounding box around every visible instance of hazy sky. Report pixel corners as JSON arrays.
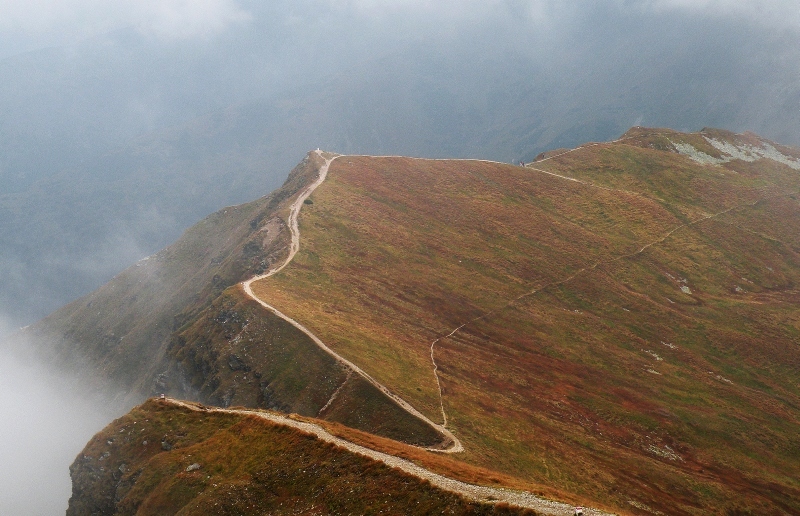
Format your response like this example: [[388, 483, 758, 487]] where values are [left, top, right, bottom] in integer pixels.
[[1, 2, 799, 512], [1, 0, 798, 56], [2, 0, 798, 325]]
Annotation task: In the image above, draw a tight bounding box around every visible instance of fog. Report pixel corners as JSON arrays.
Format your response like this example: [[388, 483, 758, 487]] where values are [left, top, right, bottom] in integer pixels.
[[3, 1, 800, 328], [0, 1, 799, 512], [0, 353, 120, 514], [0, 317, 123, 514]]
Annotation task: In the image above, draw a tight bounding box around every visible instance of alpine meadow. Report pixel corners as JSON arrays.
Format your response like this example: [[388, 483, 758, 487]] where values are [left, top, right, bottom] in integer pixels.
[[2, 1, 800, 514]]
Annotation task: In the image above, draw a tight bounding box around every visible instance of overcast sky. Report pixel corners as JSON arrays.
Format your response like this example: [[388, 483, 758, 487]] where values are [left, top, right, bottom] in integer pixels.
[[1, 0, 799, 326], [1, 1, 799, 513], [1, 0, 798, 57]]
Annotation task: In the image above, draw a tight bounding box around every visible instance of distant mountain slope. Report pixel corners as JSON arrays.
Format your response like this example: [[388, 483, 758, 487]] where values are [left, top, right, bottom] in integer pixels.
[[251, 128, 800, 514]]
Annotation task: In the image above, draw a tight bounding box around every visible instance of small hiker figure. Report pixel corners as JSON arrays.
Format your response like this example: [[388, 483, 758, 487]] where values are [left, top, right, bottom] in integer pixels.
[[160, 393, 166, 401]]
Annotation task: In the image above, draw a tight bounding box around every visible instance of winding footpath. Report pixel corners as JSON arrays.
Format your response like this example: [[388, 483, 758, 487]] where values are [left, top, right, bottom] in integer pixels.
[[166, 398, 609, 515], [229, 138, 785, 515], [242, 150, 463, 453], [231, 150, 610, 512]]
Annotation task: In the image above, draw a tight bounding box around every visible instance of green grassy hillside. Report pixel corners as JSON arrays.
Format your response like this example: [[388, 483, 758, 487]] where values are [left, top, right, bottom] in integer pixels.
[[251, 128, 800, 514]]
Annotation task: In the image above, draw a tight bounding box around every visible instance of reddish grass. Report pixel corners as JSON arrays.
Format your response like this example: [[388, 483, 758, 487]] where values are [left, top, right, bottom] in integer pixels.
[[248, 130, 800, 514]]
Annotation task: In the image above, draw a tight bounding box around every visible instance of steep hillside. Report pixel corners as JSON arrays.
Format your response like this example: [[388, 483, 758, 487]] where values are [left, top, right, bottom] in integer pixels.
[[249, 128, 800, 514], [68, 399, 536, 515], [36, 127, 800, 514], [18, 151, 445, 448], [17, 153, 306, 398], [166, 287, 443, 447]]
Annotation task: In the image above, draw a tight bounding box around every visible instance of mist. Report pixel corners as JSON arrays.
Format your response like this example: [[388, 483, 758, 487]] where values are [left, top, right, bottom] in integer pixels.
[[0, 1, 799, 511], [3, 1, 799, 329], [0, 317, 124, 514]]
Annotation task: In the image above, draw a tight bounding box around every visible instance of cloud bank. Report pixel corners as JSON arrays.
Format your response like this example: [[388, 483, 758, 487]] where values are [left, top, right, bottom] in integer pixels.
[[2, 0, 798, 57], [0, 0, 251, 55], [0, 318, 123, 514]]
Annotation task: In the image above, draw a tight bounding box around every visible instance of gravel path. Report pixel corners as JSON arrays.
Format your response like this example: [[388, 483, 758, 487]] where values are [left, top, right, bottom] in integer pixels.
[[180, 150, 620, 513], [167, 398, 610, 515], [225, 137, 786, 515], [241, 150, 463, 453]]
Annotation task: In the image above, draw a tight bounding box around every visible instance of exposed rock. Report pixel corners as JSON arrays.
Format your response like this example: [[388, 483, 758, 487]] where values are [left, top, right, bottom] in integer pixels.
[[227, 354, 249, 372]]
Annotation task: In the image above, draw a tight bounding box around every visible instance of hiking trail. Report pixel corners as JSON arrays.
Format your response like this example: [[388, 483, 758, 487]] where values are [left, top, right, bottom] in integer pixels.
[[165, 398, 610, 516], [242, 150, 463, 453]]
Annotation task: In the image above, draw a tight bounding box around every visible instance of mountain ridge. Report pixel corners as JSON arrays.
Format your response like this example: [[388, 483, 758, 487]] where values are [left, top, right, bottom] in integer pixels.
[[248, 128, 800, 513], [29, 127, 800, 514]]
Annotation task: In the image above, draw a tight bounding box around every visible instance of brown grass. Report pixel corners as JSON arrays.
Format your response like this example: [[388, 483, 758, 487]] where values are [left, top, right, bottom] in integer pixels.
[[246, 131, 800, 514], [69, 400, 542, 515]]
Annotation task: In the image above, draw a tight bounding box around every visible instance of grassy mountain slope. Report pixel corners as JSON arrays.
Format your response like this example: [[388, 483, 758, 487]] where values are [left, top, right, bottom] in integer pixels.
[[19, 151, 443, 447], [7, 18, 800, 329], [68, 399, 529, 515], [36, 127, 800, 513], [167, 287, 443, 446], [250, 128, 800, 514]]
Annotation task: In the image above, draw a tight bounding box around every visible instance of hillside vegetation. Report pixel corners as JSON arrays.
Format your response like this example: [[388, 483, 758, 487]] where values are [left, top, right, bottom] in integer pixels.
[[251, 128, 800, 514], [20, 151, 444, 447], [46, 127, 800, 514], [168, 287, 444, 446], [68, 399, 533, 515]]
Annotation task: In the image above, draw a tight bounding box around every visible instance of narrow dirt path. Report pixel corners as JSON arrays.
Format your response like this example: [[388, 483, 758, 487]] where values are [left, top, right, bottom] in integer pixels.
[[425, 182, 790, 376], [183, 147, 636, 513], [242, 150, 463, 453], [241, 141, 663, 453], [317, 369, 352, 417], [166, 398, 610, 516]]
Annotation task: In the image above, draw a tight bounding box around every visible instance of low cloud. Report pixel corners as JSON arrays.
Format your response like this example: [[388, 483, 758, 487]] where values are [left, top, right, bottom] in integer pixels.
[[324, 0, 569, 25], [0, 0, 251, 54], [327, 0, 800, 26], [0, 329, 123, 514], [132, 0, 252, 40], [2, 0, 796, 58], [635, 0, 800, 28]]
